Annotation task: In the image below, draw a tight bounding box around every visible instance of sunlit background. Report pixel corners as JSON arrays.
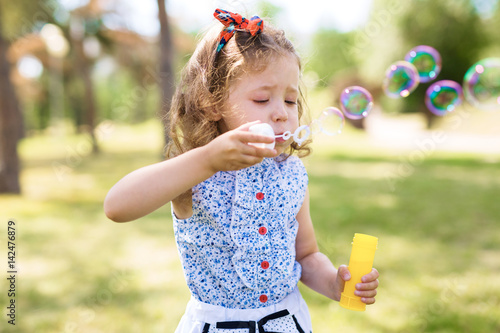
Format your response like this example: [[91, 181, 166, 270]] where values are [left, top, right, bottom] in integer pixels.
[[1, 0, 500, 332]]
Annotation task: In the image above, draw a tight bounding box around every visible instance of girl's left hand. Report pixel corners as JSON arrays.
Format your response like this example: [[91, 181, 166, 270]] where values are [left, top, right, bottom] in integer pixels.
[[354, 268, 379, 304], [335, 265, 379, 304]]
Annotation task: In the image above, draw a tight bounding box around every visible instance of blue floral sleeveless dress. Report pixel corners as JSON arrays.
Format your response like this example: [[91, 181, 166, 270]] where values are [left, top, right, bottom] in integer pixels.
[[173, 156, 312, 332]]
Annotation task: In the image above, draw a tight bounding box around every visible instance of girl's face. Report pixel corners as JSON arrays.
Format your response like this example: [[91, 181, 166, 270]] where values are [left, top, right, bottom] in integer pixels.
[[220, 54, 300, 154]]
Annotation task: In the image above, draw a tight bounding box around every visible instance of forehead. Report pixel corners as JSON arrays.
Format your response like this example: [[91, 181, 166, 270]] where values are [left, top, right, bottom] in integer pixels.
[[232, 54, 300, 92]]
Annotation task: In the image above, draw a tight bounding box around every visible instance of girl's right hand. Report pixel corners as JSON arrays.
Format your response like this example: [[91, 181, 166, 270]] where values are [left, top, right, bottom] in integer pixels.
[[204, 121, 278, 172]]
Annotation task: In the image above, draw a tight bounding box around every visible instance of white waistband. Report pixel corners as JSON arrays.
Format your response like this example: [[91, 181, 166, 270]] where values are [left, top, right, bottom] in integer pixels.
[[183, 287, 306, 324]]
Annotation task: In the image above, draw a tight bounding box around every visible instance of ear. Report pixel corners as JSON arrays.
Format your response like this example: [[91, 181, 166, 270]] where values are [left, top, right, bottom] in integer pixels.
[[206, 107, 222, 121]]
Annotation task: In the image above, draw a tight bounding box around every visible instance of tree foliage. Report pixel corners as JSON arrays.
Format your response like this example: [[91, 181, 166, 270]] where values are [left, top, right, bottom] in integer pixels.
[[394, 0, 489, 124], [306, 29, 358, 86], [0, 0, 59, 39], [308, 0, 497, 127]]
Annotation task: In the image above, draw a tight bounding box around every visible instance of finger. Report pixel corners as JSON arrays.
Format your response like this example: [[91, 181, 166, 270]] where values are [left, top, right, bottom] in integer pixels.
[[239, 156, 269, 168], [239, 142, 277, 158], [337, 265, 351, 282], [361, 297, 376, 305], [333, 265, 349, 300], [231, 124, 276, 144], [252, 147, 278, 158], [241, 132, 276, 144], [240, 137, 278, 157], [354, 289, 377, 298], [356, 279, 379, 291], [361, 268, 379, 283]]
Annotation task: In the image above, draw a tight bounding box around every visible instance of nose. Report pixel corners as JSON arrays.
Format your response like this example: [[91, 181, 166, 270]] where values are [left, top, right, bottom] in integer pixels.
[[271, 102, 288, 122]]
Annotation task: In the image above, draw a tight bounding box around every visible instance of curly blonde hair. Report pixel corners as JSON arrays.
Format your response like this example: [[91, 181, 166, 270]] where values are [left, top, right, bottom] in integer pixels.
[[165, 19, 311, 159]]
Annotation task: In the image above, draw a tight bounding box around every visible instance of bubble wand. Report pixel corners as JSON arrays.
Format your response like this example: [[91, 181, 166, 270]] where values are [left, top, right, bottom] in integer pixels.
[[248, 106, 346, 148]]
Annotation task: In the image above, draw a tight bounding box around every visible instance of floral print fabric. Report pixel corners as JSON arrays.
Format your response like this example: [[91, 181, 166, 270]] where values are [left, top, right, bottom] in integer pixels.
[[173, 156, 308, 309]]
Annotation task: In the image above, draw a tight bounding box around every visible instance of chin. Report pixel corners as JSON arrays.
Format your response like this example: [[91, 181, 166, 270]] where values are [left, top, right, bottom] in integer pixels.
[[274, 143, 291, 155]]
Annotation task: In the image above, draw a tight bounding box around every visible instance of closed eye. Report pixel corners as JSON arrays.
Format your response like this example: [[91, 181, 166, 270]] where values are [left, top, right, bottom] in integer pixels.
[[286, 100, 297, 105], [254, 100, 269, 104]]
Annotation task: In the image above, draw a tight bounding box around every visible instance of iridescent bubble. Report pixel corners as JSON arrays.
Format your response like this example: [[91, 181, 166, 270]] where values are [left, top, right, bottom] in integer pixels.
[[340, 86, 374, 119], [312, 107, 345, 136], [425, 80, 463, 116], [405, 45, 442, 83], [383, 61, 420, 98], [463, 58, 500, 111]]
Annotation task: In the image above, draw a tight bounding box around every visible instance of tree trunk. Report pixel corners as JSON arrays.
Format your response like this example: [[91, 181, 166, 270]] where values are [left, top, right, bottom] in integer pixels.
[[0, 19, 23, 194], [71, 17, 99, 153], [421, 105, 438, 129], [345, 117, 366, 130], [157, 0, 175, 148]]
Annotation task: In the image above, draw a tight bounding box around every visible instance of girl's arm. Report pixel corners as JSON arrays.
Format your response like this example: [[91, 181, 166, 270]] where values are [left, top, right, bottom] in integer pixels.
[[104, 122, 276, 222], [295, 188, 379, 303]]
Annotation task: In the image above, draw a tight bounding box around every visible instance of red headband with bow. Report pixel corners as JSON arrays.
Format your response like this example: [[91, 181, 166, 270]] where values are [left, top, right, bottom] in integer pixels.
[[213, 8, 264, 53]]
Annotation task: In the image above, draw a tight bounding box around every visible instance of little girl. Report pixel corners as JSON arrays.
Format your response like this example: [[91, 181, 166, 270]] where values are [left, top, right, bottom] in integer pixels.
[[104, 9, 379, 332]]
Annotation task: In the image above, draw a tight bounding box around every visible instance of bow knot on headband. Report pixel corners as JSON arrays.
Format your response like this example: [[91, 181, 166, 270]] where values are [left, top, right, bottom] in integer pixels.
[[214, 8, 264, 53]]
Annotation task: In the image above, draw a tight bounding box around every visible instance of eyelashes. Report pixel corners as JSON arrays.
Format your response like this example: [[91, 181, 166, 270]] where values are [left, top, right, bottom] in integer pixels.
[[253, 100, 297, 105]]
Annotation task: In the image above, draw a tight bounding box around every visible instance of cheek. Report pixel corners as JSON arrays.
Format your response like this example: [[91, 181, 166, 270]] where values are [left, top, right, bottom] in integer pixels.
[[220, 108, 252, 131], [290, 111, 300, 127], [234, 103, 266, 123]]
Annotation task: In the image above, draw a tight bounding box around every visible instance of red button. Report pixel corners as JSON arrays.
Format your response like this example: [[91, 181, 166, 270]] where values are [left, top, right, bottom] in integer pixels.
[[261, 261, 270, 269], [259, 294, 268, 303], [256, 192, 264, 200], [258, 227, 267, 235]]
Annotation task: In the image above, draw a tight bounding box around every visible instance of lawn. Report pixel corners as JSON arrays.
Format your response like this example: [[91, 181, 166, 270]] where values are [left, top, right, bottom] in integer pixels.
[[1, 119, 499, 333]]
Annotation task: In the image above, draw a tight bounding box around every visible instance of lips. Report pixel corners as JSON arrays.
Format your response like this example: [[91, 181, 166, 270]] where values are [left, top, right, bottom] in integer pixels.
[[275, 132, 287, 143]]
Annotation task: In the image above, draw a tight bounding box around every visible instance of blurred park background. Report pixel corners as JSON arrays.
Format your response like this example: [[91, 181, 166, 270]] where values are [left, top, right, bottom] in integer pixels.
[[1, 0, 500, 332]]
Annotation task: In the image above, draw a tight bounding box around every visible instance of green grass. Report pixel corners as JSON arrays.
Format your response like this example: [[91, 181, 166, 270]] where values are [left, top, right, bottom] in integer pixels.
[[1, 120, 500, 332]]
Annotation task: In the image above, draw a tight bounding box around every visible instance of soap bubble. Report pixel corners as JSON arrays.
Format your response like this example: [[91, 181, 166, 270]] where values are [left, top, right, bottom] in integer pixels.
[[405, 45, 442, 83], [425, 80, 463, 116], [383, 61, 420, 98], [340, 86, 374, 119], [463, 58, 500, 111], [311, 107, 345, 136]]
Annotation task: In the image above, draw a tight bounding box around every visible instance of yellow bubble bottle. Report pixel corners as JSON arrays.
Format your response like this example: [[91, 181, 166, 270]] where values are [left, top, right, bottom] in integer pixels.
[[340, 233, 378, 311]]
